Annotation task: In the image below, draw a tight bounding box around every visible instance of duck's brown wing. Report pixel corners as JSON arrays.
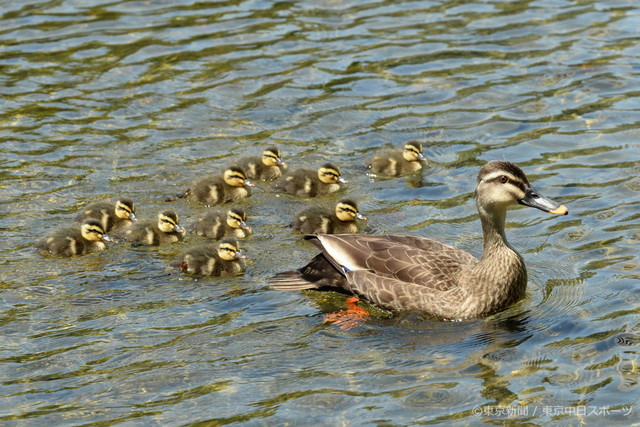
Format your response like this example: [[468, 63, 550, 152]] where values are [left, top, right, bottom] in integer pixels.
[[270, 234, 479, 311], [309, 234, 477, 290]]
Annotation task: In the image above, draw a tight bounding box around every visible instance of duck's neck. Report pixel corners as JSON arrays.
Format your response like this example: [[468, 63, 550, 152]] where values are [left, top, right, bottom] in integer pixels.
[[473, 203, 527, 309], [478, 204, 511, 257]]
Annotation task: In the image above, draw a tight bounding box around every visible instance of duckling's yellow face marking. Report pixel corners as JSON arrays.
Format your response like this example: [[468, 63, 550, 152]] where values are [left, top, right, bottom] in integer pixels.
[[318, 166, 346, 185], [81, 222, 108, 242], [217, 241, 244, 261], [223, 167, 255, 188], [403, 142, 426, 162], [335, 201, 367, 222], [158, 212, 184, 234], [226, 209, 249, 230], [115, 200, 136, 221], [262, 149, 285, 167]]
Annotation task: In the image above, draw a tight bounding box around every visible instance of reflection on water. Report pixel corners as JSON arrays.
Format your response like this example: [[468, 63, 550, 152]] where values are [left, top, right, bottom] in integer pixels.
[[1, 0, 639, 424]]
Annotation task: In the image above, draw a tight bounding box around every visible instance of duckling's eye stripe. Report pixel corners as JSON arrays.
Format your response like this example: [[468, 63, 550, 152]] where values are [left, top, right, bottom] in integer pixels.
[[230, 174, 245, 180], [86, 227, 103, 234], [161, 219, 175, 224], [323, 172, 339, 178]]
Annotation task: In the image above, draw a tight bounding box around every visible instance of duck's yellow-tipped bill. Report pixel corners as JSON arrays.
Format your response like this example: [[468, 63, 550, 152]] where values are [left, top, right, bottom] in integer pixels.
[[548, 205, 568, 215]]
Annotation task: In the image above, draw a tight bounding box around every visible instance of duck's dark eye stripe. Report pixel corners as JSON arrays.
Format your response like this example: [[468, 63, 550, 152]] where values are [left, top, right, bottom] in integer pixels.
[[230, 174, 245, 180], [489, 176, 526, 192]]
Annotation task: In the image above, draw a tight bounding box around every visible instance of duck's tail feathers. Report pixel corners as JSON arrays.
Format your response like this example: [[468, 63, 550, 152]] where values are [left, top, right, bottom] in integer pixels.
[[165, 188, 191, 202], [269, 270, 319, 290]]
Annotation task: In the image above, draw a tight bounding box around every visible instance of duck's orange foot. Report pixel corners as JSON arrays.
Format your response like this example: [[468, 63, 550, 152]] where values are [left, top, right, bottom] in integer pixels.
[[179, 261, 188, 273], [323, 297, 370, 330]]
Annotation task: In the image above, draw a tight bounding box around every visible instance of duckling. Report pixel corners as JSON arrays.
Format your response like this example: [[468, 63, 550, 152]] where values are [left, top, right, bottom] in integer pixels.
[[191, 207, 252, 240], [293, 199, 367, 234], [76, 198, 137, 232], [273, 163, 347, 197], [37, 219, 112, 257], [178, 238, 246, 276], [271, 161, 569, 320], [369, 141, 427, 176], [238, 147, 286, 181], [124, 210, 185, 245], [167, 166, 254, 204]]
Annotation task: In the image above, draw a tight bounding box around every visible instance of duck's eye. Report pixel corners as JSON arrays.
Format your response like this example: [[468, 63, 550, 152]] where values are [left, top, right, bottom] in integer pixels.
[[499, 175, 509, 184]]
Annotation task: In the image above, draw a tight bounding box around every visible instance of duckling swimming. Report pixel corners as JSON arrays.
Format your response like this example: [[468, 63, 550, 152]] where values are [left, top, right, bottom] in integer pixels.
[[178, 238, 246, 276], [76, 198, 137, 232], [167, 166, 254, 204], [292, 199, 367, 234], [124, 210, 185, 245], [273, 163, 347, 197], [37, 219, 112, 257], [272, 161, 568, 321], [238, 147, 286, 181], [191, 207, 252, 240], [369, 141, 427, 176]]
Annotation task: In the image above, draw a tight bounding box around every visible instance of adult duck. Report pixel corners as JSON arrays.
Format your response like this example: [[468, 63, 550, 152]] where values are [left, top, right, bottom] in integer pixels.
[[270, 161, 568, 320]]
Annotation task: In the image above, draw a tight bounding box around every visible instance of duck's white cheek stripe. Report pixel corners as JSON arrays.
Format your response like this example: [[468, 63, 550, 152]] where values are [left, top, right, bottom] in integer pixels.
[[482, 171, 516, 182]]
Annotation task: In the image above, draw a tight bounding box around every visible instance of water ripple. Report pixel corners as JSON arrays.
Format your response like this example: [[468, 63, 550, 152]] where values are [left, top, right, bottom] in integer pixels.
[[1, 0, 639, 425]]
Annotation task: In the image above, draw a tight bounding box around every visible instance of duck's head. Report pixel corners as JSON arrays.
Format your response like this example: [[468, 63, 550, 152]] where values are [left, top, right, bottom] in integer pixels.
[[335, 199, 367, 222], [475, 161, 568, 216], [223, 166, 254, 188], [318, 163, 348, 185], [158, 210, 185, 234], [403, 141, 427, 163], [226, 208, 251, 231], [217, 238, 246, 261], [81, 219, 113, 242], [115, 198, 137, 222], [262, 147, 286, 168]]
